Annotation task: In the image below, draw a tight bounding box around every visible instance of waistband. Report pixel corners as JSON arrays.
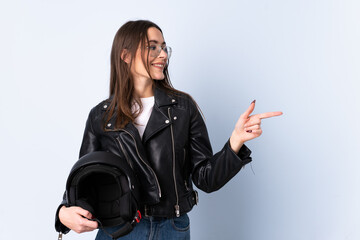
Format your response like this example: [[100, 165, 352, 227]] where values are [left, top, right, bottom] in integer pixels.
[[141, 190, 198, 218]]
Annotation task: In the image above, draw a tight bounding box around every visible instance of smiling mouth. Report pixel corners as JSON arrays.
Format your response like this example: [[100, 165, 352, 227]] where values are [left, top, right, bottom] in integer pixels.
[[151, 63, 165, 69]]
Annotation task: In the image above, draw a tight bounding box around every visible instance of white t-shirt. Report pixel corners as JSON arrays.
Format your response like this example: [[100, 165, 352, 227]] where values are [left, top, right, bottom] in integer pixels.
[[131, 96, 155, 139]]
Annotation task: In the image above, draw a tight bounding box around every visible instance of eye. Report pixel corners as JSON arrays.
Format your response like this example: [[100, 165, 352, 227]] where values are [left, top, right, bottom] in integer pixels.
[[148, 45, 157, 51]]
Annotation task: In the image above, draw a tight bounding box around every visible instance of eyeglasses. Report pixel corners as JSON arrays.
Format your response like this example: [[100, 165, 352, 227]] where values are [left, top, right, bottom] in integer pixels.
[[146, 44, 172, 59]]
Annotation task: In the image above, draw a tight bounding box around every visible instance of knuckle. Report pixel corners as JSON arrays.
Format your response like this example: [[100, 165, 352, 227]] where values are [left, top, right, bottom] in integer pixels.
[[78, 225, 88, 233], [77, 218, 86, 227]]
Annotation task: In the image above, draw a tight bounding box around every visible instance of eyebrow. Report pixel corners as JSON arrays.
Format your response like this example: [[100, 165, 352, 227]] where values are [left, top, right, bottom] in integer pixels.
[[148, 40, 166, 45]]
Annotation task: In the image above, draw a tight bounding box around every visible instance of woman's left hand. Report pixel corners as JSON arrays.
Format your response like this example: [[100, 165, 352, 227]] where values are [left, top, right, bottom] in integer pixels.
[[229, 100, 283, 153]]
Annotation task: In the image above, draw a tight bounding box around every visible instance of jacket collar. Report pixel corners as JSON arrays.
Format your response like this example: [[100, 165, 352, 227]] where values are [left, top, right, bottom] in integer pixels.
[[103, 85, 178, 143], [153, 85, 177, 107]]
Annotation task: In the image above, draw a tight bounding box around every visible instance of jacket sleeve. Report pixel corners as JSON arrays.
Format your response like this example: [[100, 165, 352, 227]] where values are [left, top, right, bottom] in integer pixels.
[[78, 107, 100, 158], [55, 108, 100, 233], [189, 99, 252, 193]]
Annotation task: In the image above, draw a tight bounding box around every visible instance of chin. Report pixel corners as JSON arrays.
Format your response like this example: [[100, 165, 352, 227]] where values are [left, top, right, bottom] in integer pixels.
[[152, 74, 165, 80]]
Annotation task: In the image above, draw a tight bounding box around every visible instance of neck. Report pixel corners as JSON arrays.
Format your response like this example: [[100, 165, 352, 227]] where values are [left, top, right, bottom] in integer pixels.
[[133, 77, 154, 98]]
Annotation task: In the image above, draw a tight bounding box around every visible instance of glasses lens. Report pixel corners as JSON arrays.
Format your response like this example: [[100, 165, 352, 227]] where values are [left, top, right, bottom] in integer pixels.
[[148, 45, 172, 59], [165, 46, 172, 59], [148, 45, 159, 58]]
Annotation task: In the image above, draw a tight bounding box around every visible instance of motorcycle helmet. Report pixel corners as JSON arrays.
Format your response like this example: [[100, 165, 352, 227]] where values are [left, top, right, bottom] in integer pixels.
[[65, 151, 141, 239]]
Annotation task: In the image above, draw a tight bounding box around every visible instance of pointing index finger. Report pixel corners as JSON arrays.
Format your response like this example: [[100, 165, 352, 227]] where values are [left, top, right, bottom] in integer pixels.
[[257, 111, 283, 119]]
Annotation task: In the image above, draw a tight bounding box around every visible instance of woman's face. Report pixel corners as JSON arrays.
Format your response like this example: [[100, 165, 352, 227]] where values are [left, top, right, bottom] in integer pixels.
[[130, 27, 168, 81]]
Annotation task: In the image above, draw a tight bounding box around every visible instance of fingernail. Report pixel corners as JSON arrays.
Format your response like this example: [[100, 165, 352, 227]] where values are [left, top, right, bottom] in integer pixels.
[[246, 130, 252, 133], [251, 100, 256, 104]]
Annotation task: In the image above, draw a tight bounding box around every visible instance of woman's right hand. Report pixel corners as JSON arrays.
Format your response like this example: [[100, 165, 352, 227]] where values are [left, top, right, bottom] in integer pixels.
[[59, 206, 98, 233]]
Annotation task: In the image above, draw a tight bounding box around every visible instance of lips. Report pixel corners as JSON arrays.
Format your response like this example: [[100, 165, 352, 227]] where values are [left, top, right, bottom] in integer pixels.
[[151, 62, 165, 69]]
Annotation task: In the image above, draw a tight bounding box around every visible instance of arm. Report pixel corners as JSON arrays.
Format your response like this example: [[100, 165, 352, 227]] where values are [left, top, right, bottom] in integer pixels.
[[189, 100, 252, 193], [55, 108, 100, 233]]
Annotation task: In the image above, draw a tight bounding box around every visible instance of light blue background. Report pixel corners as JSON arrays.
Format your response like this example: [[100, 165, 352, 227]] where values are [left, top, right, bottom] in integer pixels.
[[1, 0, 359, 239]]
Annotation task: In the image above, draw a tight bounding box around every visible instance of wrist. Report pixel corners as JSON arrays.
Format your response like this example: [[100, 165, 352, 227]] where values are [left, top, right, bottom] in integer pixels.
[[230, 132, 244, 154]]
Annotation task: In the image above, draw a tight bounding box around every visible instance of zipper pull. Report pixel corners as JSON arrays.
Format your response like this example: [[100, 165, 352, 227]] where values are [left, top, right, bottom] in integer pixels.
[[174, 204, 180, 217], [144, 205, 149, 217], [58, 232, 63, 240], [184, 180, 190, 191]]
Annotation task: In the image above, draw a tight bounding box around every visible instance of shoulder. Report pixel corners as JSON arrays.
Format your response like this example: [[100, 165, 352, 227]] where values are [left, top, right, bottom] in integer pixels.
[[164, 88, 201, 119], [92, 98, 111, 111], [87, 98, 112, 122], [163, 88, 197, 110]]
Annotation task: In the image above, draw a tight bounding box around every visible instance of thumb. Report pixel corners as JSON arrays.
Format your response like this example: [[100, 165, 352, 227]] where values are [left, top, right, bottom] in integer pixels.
[[241, 100, 256, 119], [236, 100, 255, 128], [74, 207, 93, 219]]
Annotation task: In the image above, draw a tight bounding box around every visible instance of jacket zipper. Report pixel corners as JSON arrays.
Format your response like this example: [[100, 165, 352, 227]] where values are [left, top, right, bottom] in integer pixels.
[[117, 130, 162, 198], [116, 137, 133, 170], [168, 107, 180, 217]]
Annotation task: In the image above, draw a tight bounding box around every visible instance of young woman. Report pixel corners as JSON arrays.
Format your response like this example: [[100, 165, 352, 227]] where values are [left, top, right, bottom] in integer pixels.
[[55, 20, 282, 240]]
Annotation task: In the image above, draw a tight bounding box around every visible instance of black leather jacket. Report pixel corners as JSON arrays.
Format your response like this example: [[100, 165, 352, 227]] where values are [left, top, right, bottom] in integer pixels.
[[55, 86, 252, 233]]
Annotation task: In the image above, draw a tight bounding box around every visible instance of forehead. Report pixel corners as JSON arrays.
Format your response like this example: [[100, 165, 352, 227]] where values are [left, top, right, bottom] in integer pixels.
[[147, 27, 165, 43]]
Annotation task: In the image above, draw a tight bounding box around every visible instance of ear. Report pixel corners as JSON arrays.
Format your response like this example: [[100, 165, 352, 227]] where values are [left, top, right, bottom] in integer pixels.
[[121, 49, 131, 64]]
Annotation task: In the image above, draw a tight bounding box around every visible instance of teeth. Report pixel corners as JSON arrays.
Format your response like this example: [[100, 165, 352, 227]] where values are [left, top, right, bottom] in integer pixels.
[[153, 64, 164, 67]]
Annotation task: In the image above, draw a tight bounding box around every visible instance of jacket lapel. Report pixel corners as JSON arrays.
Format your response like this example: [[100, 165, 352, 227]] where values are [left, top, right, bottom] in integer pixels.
[[142, 86, 177, 144]]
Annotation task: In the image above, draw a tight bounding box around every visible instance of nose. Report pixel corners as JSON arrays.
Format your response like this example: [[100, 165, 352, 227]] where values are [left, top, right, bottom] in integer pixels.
[[157, 48, 168, 59]]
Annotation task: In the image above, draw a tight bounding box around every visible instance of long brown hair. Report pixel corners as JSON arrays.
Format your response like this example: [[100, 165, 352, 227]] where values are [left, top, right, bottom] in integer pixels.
[[106, 20, 199, 130]]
